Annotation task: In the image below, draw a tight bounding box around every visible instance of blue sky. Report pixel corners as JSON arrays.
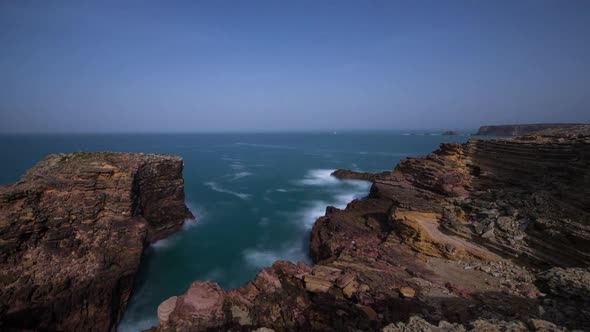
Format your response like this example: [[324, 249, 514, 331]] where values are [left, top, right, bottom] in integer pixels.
[[0, 1, 589, 133]]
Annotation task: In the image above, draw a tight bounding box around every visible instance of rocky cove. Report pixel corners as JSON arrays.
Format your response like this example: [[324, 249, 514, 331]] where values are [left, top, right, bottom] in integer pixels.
[[152, 127, 590, 331], [0, 127, 588, 332]]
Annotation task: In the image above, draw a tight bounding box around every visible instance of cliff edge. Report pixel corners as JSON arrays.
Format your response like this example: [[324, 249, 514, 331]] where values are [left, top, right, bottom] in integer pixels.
[[475, 123, 585, 136], [151, 129, 589, 331], [0, 152, 193, 332]]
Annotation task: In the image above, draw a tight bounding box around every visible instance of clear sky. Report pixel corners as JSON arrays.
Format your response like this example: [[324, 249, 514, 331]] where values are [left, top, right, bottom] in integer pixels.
[[0, 0, 589, 133]]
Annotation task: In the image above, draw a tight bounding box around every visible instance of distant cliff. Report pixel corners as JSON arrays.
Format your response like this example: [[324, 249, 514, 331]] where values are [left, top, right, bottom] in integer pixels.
[[475, 123, 584, 136], [0, 152, 193, 332]]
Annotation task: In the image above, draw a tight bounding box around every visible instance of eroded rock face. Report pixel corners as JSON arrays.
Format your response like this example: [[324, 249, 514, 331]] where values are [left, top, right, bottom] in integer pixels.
[[0, 152, 193, 332], [153, 129, 589, 331]]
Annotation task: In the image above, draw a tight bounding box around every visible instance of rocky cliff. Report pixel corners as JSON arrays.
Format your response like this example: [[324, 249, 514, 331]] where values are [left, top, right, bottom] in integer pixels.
[[475, 123, 585, 136], [0, 152, 193, 332], [151, 129, 589, 332]]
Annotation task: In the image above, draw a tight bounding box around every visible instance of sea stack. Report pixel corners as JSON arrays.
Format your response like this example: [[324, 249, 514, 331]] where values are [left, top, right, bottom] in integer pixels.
[[0, 152, 193, 332]]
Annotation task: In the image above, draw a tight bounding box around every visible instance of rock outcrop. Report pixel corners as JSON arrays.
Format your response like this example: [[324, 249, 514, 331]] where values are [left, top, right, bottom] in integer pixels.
[[475, 123, 585, 136], [0, 152, 193, 332], [152, 129, 589, 331]]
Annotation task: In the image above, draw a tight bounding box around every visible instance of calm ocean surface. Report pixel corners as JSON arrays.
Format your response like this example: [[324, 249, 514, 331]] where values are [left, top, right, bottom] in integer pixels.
[[0, 132, 470, 331]]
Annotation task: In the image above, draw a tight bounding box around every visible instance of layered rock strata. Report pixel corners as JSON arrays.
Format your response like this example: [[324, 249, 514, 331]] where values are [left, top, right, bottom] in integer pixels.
[[475, 123, 586, 136], [153, 129, 589, 331], [0, 152, 193, 332]]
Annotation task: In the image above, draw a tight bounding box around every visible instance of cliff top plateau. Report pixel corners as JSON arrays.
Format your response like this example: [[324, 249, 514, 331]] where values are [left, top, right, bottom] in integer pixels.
[[475, 123, 587, 136]]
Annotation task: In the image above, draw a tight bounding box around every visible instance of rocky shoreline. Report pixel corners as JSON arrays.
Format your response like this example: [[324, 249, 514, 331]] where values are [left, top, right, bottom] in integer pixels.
[[0, 152, 193, 331], [151, 129, 589, 331]]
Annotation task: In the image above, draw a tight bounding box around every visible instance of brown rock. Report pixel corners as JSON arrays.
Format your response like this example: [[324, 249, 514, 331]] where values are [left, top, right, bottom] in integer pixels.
[[0, 152, 192, 332], [399, 287, 416, 298], [230, 305, 252, 325], [342, 280, 359, 299], [356, 304, 378, 320], [336, 273, 356, 288], [158, 296, 178, 324], [304, 274, 333, 293], [152, 128, 590, 332], [527, 319, 566, 331], [171, 282, 225, 330]]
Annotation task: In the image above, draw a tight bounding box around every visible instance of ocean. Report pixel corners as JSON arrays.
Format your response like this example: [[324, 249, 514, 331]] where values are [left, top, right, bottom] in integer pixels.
[[0, 132, 470, 331]]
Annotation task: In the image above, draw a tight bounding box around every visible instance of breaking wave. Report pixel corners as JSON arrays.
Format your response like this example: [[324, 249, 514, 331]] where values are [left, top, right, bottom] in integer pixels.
[[297, 169, 340, 186]]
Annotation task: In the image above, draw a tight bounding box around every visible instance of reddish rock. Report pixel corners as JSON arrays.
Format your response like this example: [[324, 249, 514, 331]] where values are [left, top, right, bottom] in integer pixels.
[[153, 129, 590, 331], [0, 152, 192, 332]]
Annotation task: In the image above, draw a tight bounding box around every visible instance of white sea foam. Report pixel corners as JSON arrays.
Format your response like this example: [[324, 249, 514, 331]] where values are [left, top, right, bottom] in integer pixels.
[[230, 162, 245, 170], [181, 203, 202, 230], [234, 142, 294, 149], [243, 249, 281, 268], [276, 188, 289, 192], [117, 318, 158, 332], [181, 218, 199, 230], [204, 182, 250, 200], [231, 171, 253, 180], [150, 204, 201, 250], [201, 268, 224, 281], [300, 200, 330, 229], [151, 237, 173, 249], [294, 169, 372, 229], [243, 245, 308, 269], [221, 155, 240, 161], [297, 169, 339, 186]]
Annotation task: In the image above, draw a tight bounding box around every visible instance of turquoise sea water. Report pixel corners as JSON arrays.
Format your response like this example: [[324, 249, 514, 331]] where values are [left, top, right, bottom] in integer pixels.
[[0, 132, 469, 331]]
